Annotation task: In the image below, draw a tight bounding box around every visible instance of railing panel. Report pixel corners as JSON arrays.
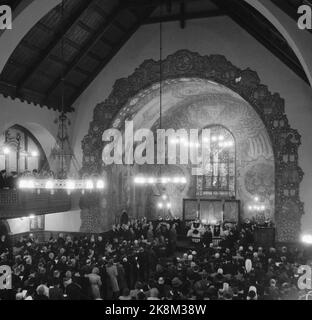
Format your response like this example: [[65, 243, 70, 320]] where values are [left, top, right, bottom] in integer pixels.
[[0, 190, 72, 218]]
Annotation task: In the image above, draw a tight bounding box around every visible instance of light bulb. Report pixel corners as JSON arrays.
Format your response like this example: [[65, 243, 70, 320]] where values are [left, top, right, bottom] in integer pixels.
[[96, 180, 105, 189], [31, 151, 39, 157], [27, 180, 35, 189], [173, 177, 180, 184], [18, 180, 26, 189], [86, 180, 94, 190], [134, 177, 145, 184], [3, 147, 10, 155], [45, 180, 54, 189], [148, 177, 155, 184], [66, 180, 75, 190], [180, 177, 187, 184], [302, 234, 312, 245]]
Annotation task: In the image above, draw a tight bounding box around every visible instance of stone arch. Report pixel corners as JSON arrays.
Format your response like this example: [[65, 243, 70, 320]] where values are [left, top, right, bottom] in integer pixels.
[[82, 50, 304, 242], [109, 78, 274, 223]]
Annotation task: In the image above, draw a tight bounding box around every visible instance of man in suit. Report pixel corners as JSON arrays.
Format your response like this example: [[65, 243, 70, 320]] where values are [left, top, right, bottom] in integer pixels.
[[49, 279, 64, 300], [0, 170, 7, 189], [6, 171, 18, 189], [64, 274, 87, 300]]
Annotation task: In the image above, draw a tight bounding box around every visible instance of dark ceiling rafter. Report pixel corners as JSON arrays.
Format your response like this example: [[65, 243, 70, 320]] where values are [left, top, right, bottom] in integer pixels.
[[211, 0, 309, 84], [43, 3, 128, 108], [91, 2, 128, 33], [123, 0, 200, 8], [16, 0, 95, 93], [143, 8, 225, 24], [66, 6, 158, 108], [0, 0, 309, 112]]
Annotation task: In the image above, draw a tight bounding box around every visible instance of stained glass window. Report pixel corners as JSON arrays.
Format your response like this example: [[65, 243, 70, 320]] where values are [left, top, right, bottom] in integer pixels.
[[196, 126, 235, 198]]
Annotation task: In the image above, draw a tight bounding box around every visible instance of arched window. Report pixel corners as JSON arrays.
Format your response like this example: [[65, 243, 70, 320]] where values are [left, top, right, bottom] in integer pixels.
[[0, 125, 47, 174], [196, 126, 235, 198]]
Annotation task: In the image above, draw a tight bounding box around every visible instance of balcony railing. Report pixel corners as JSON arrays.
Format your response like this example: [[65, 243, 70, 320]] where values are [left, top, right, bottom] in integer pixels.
[[0, 189, 71, 219]]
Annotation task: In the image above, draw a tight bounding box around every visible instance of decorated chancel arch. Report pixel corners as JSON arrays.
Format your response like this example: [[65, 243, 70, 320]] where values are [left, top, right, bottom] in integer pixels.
[[81, 50, 304, 242]]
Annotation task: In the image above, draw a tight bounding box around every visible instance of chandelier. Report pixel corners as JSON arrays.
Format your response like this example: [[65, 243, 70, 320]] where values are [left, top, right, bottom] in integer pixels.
[[134, 176, 187, 185], [134, 4, 186, 186], [18, 0, 104, 194], [157, 194, 172, 210]]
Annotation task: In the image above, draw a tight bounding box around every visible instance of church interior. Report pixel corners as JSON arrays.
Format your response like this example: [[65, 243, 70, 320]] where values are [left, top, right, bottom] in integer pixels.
[[1, 0, 312, 301]]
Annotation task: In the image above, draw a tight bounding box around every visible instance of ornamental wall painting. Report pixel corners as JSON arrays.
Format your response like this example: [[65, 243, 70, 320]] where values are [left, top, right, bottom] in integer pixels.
[[82, 50, 304, 242]]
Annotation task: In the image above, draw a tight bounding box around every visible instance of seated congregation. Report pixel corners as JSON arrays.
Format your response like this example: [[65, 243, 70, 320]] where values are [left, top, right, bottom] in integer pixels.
[[0, 218, 310, 301]]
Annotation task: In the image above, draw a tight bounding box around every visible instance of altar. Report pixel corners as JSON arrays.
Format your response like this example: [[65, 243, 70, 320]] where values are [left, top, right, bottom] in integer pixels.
[[183, 198, 241, 224]]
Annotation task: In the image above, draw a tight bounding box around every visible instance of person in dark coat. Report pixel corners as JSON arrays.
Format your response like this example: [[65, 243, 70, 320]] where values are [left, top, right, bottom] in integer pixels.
[[49, 279, 64, 300], [6, 171, 18, 189], [120, 211, 129, 226], [202, 227, 213, 248], [168, 224, 177, 255], [0, 170, 7, 189], [65, 277, 87, 300]]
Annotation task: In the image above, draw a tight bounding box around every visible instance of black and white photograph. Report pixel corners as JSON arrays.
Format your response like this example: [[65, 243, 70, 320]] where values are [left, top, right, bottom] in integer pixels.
[[1, 0, 312, 308]]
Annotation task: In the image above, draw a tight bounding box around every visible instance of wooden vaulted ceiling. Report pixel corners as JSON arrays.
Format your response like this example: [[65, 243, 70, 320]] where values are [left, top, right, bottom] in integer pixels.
[[0, 0, 310, 113]]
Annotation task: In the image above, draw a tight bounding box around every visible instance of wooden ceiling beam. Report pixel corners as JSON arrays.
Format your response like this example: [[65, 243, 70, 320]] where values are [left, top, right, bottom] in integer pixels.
[[143, 9, 225, 24], [44, 3, 127, 106], [77, 21, 95, 34], [87, 51, 103, 63], [123, 0, 200, 8], [16, 0, 95, 92], [66, 6, 157, 108], [91, 3, 128, 32]]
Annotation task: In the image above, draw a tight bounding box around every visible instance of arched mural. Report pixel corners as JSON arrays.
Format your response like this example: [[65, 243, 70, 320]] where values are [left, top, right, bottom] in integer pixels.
[[109, 78, 274, 224], [81, 50, 304, 242]]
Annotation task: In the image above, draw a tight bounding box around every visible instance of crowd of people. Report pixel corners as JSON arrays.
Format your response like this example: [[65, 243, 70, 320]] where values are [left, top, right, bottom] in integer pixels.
[[0, 217, 311, 300]]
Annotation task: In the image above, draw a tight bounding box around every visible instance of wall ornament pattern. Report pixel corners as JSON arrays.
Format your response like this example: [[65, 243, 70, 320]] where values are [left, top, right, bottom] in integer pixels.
[[82, 50, 304, 242]]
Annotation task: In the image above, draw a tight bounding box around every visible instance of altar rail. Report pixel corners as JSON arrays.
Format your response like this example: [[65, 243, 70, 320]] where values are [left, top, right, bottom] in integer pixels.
[[0, 189, 71, 219]]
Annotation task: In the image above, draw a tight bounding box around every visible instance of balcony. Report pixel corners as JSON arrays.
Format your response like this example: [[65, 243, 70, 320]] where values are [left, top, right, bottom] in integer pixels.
[[0, 189, 71, 219]]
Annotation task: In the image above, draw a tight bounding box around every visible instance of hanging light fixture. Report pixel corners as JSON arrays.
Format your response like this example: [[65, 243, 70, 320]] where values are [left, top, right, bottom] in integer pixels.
[[18, 0, 104, 194], [134, 3, 186, 186]]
